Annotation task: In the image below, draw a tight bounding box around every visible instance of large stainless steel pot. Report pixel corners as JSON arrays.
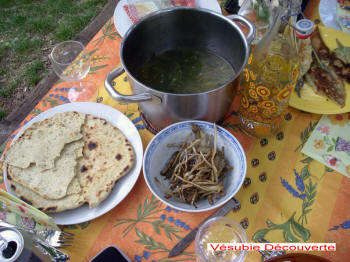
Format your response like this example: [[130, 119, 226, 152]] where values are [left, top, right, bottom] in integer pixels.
[[105, 7, 255, 130]]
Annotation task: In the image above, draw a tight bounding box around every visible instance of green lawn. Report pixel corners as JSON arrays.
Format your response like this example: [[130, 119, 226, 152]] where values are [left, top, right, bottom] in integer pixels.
[[0, 0, 108, 119]]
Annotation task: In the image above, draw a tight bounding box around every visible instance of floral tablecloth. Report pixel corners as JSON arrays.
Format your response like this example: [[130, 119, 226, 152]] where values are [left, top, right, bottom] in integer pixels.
[[1, 1, 349, 261]]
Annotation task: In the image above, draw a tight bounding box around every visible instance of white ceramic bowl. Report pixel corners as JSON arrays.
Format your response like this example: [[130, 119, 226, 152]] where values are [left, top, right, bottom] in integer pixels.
[[143, 121, 247, 212]]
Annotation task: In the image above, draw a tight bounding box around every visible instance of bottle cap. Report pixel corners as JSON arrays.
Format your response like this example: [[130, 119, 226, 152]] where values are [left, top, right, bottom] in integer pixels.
[[295, 19, 314, 39]]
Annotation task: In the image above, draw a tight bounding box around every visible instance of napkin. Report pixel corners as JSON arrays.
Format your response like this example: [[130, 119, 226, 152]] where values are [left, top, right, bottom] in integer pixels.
[[302, 112, 350, 177], [0, 189, 59, 231]]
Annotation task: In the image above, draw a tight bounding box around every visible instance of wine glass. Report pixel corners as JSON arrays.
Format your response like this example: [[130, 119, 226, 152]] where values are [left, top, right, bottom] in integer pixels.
[[238, 0, 273, 45], [49, 40, 92, 102]]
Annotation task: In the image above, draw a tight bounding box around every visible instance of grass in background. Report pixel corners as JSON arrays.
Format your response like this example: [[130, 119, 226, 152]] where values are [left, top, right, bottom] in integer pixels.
[[0, 0, 108, 119]]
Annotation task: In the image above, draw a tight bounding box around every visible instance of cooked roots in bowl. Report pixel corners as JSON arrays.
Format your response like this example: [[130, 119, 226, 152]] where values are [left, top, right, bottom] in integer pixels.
[[157, 124, 232, 207]]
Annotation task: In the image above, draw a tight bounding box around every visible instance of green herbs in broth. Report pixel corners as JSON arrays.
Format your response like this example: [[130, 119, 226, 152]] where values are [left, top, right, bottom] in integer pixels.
[[135, 48, 235, 94]]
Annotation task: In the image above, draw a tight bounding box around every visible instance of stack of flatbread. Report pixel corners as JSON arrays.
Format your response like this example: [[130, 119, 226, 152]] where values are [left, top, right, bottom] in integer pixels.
[[1, 111, 135, 213]]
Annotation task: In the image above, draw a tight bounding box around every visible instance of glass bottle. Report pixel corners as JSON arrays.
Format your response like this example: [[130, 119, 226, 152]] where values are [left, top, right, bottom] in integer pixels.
[[238, 0, 301, 137]]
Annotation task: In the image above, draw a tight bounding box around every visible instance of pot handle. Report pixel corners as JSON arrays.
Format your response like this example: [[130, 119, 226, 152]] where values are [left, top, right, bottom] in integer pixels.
[[226, 14, 256, 45], [104, 66, 153, 102]]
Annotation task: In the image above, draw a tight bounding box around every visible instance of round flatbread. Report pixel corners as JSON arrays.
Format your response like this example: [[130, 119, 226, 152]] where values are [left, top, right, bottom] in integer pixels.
[[9, 180, 85, 213], [77, 115, 135, 208], [7, 139, 84, 199], [2, 111, 85, 171]]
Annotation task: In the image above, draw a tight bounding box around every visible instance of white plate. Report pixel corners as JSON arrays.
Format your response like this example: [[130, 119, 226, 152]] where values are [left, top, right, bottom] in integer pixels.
[[114, 0, 222, 37], [319, 0, 341, 31], [3, 102, 143, 225]]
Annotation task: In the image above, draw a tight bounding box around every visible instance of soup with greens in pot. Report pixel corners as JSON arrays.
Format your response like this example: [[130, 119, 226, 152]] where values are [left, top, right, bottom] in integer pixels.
[[135, 48, 235, 94]]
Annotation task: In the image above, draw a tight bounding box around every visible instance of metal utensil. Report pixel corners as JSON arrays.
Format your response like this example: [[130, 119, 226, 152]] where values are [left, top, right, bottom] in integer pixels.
[[0, 219, 74, 248], [255, 238, 286, 260], [168, 197, 240, 258], [32, 235, 69, 261], [32, 228, 74, 248]]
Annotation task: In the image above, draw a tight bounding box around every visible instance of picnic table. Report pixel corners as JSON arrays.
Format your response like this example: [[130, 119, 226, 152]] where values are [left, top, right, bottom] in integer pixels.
[[1, 0, 350, 261]]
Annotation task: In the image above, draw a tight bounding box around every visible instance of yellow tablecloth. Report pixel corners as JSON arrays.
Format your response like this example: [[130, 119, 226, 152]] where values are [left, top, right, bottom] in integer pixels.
[[1, 1, 350, 261]]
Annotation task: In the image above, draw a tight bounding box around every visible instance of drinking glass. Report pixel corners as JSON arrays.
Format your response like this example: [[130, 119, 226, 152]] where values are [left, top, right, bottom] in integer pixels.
[[238, 0, 273, 45], [195, 217, 248, 262], [49, 40, 91, 102]]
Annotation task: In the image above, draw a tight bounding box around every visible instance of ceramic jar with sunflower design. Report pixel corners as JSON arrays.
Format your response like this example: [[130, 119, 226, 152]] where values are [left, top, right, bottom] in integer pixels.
[[238, 0, 301, 137]]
